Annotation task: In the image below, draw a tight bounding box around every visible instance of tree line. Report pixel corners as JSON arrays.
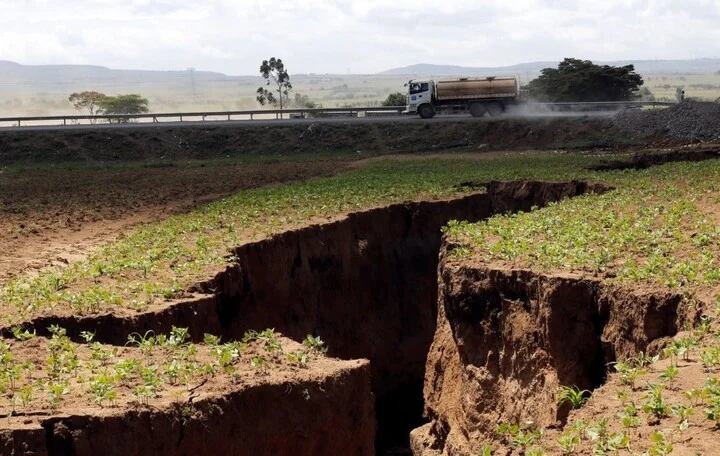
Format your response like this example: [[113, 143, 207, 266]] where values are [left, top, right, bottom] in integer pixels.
[[68, 92, 149, 118]]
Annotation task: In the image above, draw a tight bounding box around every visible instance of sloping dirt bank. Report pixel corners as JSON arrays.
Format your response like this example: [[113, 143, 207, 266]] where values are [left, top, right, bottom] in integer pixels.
[[0, 117, 628, 165], [410, 258, 701, 455], [2, 181, 607, 453]]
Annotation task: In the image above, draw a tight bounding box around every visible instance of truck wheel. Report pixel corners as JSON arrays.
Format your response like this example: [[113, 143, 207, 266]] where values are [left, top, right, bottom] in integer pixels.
[[418, 104, 435, 119], [469, 103, 487, 118], [486, 102, 504, 117]]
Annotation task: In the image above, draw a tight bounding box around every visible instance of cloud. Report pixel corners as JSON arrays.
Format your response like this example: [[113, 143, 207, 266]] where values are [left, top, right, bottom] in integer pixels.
[[0, 0, 718, 73]]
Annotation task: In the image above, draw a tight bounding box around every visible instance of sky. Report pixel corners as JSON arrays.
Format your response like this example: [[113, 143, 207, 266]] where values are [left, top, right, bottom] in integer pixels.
[[0, 0, 719, 75]]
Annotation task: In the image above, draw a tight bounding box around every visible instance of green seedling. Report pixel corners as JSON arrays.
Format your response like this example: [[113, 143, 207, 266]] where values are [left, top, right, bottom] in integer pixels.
[[557, 385, 590, 409], [642, 384, 669, 419], [303, 335, 328, 353]]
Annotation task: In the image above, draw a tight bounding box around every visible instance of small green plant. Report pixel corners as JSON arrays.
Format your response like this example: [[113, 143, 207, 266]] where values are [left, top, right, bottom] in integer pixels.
[[496, 422, 541, 449], [89, 370, 118, 407], [10, 326, 36, 341], [670, 403, 694, 430], [646, 431, 673, 456], [557, 385, 590, 409], [46, 380, 69, 409], [250, 355, 267, 370], [619, 402, 640, 428], [642, 384, 669, 420], [287, 350, 309, 367], [614, 360, 645, 389], [476, 444, 493, 456], [659, 363, 679, 383], [303, 335, 327, 353], [557, 430, 580, 454]]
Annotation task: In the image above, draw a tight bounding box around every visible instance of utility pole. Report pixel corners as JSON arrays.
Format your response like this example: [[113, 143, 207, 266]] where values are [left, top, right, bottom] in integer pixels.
[[187, 67, 198, 102]]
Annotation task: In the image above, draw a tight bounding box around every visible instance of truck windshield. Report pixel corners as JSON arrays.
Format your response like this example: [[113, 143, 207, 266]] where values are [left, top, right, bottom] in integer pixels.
[[409, 82, 429, 94]]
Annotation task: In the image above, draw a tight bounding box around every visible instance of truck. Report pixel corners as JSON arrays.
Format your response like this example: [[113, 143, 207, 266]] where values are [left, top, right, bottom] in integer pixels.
[[403, 76, 521, 119]]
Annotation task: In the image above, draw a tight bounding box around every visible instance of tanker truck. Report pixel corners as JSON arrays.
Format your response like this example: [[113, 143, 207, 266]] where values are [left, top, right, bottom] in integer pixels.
[[403, 76, 520, 119]]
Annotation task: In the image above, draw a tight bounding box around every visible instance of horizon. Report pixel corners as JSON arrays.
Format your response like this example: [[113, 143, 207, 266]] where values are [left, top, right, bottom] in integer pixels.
[[3, 57, 720, 77]]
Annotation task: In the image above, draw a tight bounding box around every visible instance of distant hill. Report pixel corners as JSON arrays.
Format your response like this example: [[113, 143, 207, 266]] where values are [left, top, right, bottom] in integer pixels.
[[381, 59, 720, 77], [0, 60, 249, 82]]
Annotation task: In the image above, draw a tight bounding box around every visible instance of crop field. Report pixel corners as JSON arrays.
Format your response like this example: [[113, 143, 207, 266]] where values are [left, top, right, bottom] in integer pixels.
[[1, 103, 720, 454], [0, 153, 604, 326], [438, 158, 720, 454]]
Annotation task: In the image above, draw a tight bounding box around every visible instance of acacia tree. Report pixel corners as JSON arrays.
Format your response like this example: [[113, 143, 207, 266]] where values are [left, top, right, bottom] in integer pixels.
[[97, 94, 149, 123], [527, 58, 644, 102], [68, 91, 106, 122], [256, 57, 292, 110]]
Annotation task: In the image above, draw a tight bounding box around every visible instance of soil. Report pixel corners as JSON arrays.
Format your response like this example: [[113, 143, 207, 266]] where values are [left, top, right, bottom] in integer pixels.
[[410, 251, 704, 455], [0, 336, 374, 456], [0, 160, 343, 281], [0, 116, 654, 166]]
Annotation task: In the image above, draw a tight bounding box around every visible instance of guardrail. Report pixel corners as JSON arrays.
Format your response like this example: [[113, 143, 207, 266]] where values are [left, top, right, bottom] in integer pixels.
[[0, 107, 406, 127], [0, 101, 675, 128]]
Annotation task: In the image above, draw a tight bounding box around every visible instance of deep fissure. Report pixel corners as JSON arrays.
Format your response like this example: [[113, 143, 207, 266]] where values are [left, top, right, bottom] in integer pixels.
[[6, 180, 617, 454], [202, 180, 609, 452]]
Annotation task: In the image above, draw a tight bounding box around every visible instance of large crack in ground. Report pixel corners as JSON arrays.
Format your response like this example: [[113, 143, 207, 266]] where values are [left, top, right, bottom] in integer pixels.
[[199, 180, 608, 453], [5, 180, 609, 454]]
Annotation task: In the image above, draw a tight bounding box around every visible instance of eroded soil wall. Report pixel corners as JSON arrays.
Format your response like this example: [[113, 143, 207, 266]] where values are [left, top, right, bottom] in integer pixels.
[[206, 180, 607, 450], [2, 363, 374, 456], [412, 262, 699, 455]]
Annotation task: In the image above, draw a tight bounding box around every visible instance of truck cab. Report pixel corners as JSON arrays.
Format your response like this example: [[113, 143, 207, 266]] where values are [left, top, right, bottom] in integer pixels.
[[404, 80, 435, 118]]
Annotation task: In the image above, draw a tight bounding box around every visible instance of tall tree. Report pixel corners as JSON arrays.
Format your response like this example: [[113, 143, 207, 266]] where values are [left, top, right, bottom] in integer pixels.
[[527, 58, 644, 102], [256, 57, 292, 110], [68, 91, 106, 121], [97, 94, 149, 122]]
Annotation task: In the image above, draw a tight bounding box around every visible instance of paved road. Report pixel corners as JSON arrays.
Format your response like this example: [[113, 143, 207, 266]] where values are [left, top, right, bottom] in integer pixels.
[[0, 111, 618, 133]]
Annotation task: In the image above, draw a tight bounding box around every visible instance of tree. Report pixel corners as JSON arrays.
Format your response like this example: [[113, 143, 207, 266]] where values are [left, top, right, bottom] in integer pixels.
[[292, 93, 319, 109], [382, 92, 407, 107], [68, 91, 106, 120], [97, 94, 149, 122], [527, 58, 644, 102], [256, 57, 292, 110]]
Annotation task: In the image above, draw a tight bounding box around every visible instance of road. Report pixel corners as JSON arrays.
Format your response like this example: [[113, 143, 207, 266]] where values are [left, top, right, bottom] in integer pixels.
[[0, 110, 619, 132]]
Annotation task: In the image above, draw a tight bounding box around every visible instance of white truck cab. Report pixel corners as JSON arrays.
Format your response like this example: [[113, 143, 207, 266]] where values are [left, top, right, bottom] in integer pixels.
[[404, 80, 435, 116]]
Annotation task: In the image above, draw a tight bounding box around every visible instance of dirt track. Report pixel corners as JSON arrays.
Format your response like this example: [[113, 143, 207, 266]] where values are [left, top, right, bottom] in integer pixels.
[[0, 160, 343, 281]]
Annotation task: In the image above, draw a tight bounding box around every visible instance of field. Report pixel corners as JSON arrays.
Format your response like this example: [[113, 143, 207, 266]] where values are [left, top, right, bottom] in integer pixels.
[[2, 72, 720, 117], [1, 105, 720, 454]]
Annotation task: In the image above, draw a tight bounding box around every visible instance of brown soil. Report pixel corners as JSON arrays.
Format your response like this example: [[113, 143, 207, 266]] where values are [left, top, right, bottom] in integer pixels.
[[0, 160, 343, 281], [410, 254, 703, 455], [0, 336, 374, 456]]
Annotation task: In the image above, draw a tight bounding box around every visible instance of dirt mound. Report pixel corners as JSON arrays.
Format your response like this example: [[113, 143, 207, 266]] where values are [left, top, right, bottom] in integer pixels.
[[411, 258, 700, 455], [587, 146, 720, 170], [614, 101, 720, 142]]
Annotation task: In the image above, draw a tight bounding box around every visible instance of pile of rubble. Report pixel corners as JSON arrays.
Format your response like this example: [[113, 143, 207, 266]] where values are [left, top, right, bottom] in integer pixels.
[[614, 101, 720, 142]]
